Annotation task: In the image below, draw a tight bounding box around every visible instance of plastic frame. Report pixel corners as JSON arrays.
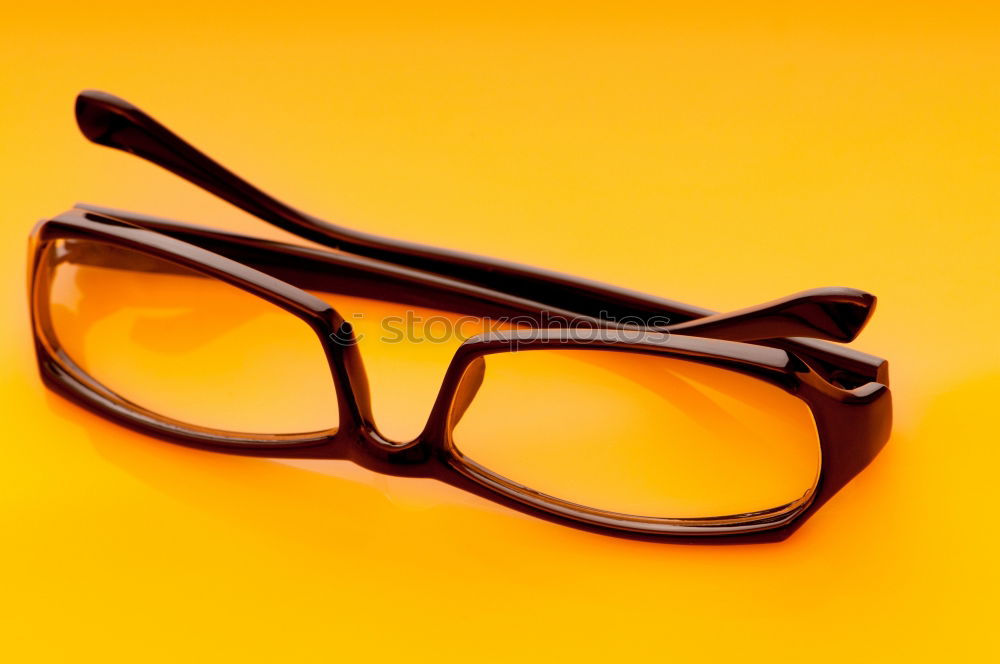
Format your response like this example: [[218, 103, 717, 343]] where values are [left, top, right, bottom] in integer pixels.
[[25, 91, 893, 540]]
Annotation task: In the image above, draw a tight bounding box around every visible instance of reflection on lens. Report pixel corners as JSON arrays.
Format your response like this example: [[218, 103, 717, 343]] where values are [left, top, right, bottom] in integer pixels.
[[452, 350, 820, 519], [41, 239, 338, 435]]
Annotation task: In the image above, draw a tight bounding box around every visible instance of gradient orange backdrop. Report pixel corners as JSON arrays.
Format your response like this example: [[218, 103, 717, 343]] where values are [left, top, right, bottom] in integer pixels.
[[2, 2, 997, 661]]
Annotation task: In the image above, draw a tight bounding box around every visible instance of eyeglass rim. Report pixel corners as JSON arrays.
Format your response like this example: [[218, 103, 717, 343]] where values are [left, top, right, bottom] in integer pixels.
[[29, 210, 891, 539]]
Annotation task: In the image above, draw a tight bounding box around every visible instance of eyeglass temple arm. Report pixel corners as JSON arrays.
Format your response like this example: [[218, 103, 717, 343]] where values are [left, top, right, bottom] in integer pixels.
[[66, 206, 878, 346], [73, 90, 887, 383], [78, 90, 611, 291], [75, 90, 708, 321]]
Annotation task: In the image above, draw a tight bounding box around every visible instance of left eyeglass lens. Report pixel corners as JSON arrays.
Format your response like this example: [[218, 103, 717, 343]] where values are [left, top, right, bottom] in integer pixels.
[[39, 239, 339, 435]]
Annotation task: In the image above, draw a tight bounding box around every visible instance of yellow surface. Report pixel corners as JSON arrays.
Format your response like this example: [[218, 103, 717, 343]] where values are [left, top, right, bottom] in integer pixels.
[[2, 2, 998, 660]]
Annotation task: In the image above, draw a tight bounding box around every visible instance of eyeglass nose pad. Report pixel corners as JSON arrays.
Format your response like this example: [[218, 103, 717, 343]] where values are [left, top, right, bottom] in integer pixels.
[[449, 357, 486, 428]]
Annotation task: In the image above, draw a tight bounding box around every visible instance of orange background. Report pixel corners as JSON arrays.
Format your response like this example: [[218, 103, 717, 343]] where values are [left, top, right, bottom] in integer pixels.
[[2, 2, 997, 660]]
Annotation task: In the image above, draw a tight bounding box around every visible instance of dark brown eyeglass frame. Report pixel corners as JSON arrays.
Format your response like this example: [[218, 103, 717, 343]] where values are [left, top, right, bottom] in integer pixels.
[[26, 90, 892, 540]]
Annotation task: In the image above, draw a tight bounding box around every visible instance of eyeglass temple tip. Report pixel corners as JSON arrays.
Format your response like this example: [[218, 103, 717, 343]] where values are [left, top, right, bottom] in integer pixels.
[[75, 90, 140, 148], [666, 287, 876, 344]]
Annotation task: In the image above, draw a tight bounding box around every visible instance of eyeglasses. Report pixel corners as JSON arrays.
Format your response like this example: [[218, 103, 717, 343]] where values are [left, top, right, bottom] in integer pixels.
[[28, 90, 892, 539]]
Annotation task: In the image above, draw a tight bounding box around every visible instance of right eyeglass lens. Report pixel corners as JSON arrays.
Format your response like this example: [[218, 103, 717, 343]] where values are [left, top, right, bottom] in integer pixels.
[[451, 349, 820, 520], [38, 239, 339, 436]]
